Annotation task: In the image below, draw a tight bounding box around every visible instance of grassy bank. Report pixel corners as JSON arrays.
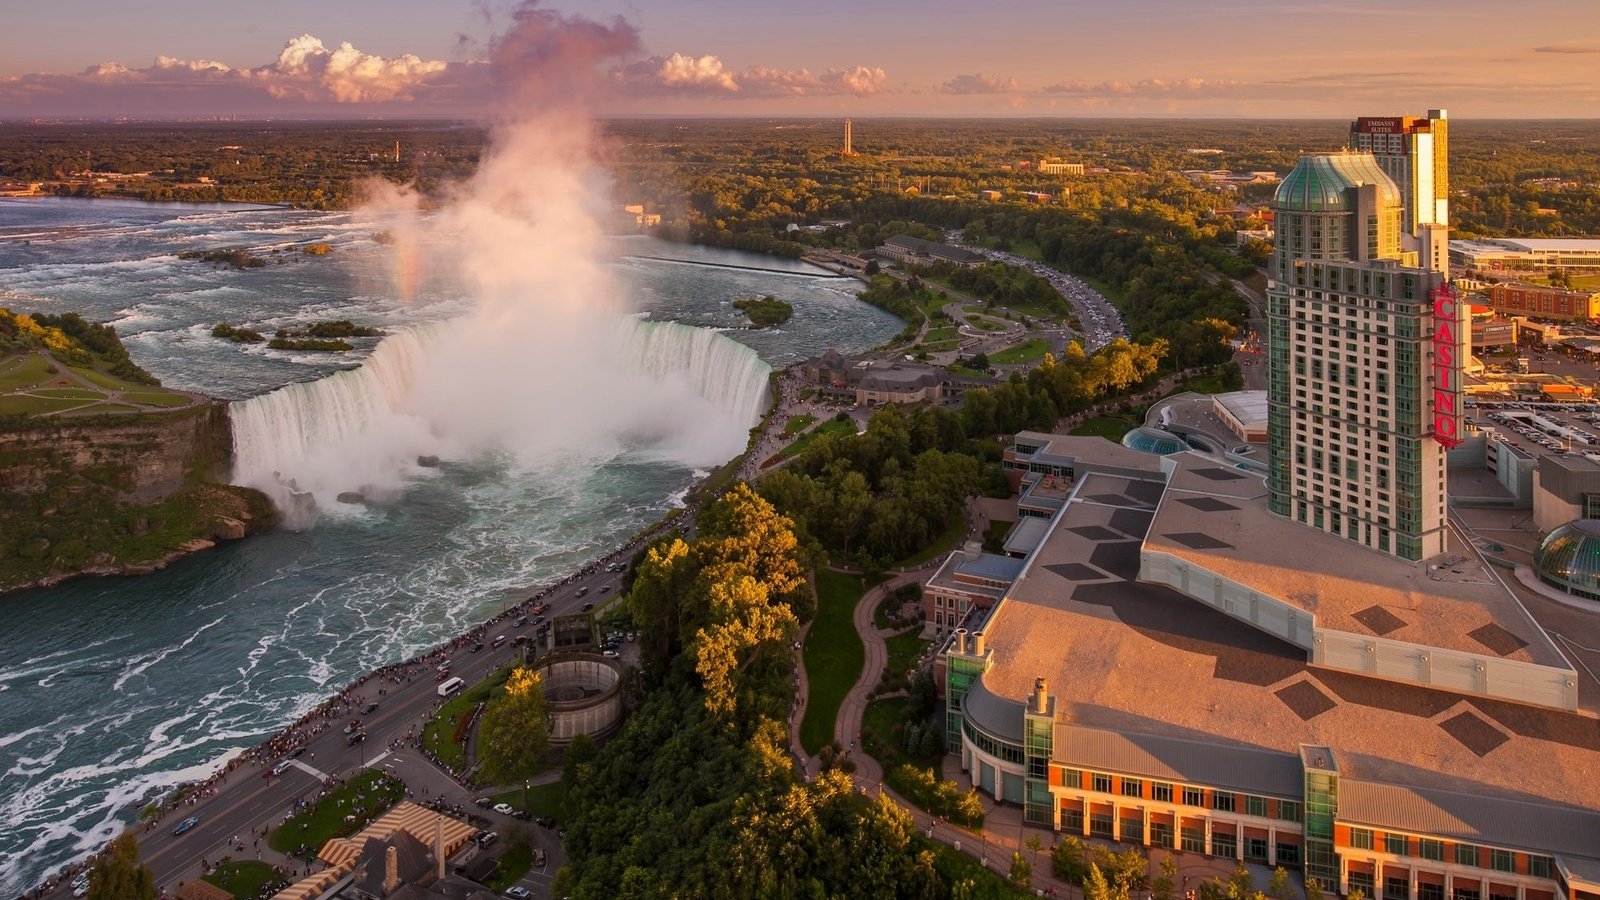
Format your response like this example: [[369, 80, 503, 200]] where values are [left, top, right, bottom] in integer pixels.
[[422, 666, 511, 772], [268, 770, 404, 857], [800, 570, 872, 754], [1070, 416, 1135, 441]]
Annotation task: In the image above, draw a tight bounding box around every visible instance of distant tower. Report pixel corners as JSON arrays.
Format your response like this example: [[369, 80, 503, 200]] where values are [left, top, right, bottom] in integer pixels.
[[394, 141, 400, 163], [842, 119, 857, 157]]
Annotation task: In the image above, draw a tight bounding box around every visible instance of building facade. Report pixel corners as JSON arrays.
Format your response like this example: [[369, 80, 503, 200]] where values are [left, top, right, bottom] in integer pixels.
[[1349, 111, 1448, 235], [1485, 284, 1600, 323], [1266, 152, 1455, 560]]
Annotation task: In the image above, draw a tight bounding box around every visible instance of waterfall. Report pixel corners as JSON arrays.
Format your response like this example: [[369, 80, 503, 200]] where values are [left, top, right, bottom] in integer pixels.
[[621, 317, 771, 427], [228, 318, 771, 519]]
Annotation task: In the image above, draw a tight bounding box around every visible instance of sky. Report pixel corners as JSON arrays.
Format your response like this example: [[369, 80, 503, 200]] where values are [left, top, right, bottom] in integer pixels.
[[1, 0, 1597, 119]]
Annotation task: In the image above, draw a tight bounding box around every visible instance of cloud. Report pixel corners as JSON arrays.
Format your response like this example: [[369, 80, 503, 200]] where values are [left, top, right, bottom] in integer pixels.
[[264, 34, 449, 102], [939, 73, 1020, 94], [1533, 45, 1600, 54], [614, 55, 887, 97]]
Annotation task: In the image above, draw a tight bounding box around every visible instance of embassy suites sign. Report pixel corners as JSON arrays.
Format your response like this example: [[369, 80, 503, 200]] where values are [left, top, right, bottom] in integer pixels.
[[1431, 282, 1463, 449]]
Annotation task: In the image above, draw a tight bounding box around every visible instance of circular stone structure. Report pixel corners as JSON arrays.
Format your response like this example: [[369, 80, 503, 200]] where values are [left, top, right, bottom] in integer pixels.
[[1533, 519, 1600, 602], [536, 653, 624, 744], [1121, 426, 1188, 456]]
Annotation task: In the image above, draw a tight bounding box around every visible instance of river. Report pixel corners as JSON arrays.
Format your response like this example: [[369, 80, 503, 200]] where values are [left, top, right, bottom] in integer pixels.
[[0, 197, 900, 894]]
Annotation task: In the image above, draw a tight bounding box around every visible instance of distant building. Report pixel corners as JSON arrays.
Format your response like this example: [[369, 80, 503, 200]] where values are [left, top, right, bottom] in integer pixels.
[[1484, 283, 1600, 323], [842, 118, 857, 157], [800, 349, 945, 406], [1212, 390, 1268, 443], [621, 204, 661, 228], [1471, 315, 1519, 348], [978, 190, 1003, 201], [875, 234, 984, 268], [1038, 159, 1084, 175], [1020, 191, 1055, 204], [1450, 238, 1600, 273], [1349, 110, 1449, 234]]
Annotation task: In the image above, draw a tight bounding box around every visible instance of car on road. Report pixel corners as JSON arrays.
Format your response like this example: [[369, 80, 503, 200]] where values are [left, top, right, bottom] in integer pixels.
[[576, 586, 589, 597], [271, 760, 293, 776], [600, 585, 611, 594], [469, 642, 484, 653], [172, 816, 200, 836], [343, 720, 361, 734], [492, 634, 506, 648], [363, 701, 379, 714], [512, 616, 527, 627], [476, 831, 498, 847], [493, 802, 516, 815], [288, 744, 306, 758], [602, 649, 620, 659], [346, 731, 367, 746], [506, 887, 532, 899], [581, 602, 594, 612]]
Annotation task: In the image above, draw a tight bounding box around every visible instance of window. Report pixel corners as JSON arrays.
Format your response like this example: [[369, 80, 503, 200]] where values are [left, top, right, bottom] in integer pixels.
[[1419, 885, 1444, 900], [1419, 839, 1443, 862], [1183, 787, 1205, 807], [1092, 773, 1112, 793], [1181, 826, 1206, 854], [1090, 811, 1114, 839], [1061, 807, 1084, 834], [1530, 856, 1553, 879], [1245, 837, 1269, 862], [1150, 822, 1174, 849], [1059, 768, 1082, 790], [1276, 843, 1300, 865], [1351, 828, 1374, 850], [1455, 844, 1479, 867], [1385, 878, 1411, 900], [1491, 849, 1515, 873], [1246, 796, 1266, 818], [1213, 792, 1236, 813], [1152, 782, 1173, 803], [1122, 778, 1143, 799], [1385, 833, 1408, 856], [1213, 833, 1238, 859], [1349, 873, 1375, 898], [1277, 800, 1300, 821]]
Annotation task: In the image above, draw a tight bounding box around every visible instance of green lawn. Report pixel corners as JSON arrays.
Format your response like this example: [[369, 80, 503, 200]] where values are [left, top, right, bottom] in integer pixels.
[[924, 325, 958, 343], [882, 631, 930, 690], [30, 387, 105, 400], [487, 842, 535, 892], [65, 364, 156, 392], [783, 414, 816, 435], [204, 860, 283, 899], [0, 395, 94, 416], [860, 696, 919, 773], [1178, 373, 1232, 394], [268, 770, 405, 857], [966, 317, 1006, 332], [1070, 416, 1134, 441], [782, 417, 858, 459], [893, 513, 967, 569], [919, 293, 950, 318], [801, 569, 872, 754], [946, 364, 988, 378], [493, 780, 570, 822], [422, 666, 511, 772], [0, 354, 52, 391], [989, 339, 1049, 365], [982, 519, 1014, 554]]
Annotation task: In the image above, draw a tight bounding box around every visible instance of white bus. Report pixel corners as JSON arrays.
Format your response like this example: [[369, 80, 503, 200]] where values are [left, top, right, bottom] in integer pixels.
[[437, 676, 465, 698]]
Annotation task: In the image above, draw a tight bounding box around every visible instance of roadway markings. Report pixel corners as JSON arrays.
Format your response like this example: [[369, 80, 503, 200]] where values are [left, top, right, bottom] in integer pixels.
[[291, 759, 329, 780]]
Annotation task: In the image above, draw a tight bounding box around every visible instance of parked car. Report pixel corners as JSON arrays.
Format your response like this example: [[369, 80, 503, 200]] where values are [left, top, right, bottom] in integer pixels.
[[507, 887, 532, 899], [476, 831, 498, 847], [493, 803, 515, 816], [271, 760, 293, 776], [475, 797, 494, 808], [172, 816, 200, 836], [602, 649, 620, 659], [534, 816, 556, 828]]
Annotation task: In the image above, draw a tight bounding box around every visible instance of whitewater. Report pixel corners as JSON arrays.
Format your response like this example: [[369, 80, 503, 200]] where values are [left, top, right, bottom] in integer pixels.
[[0, 197, 902, 895]]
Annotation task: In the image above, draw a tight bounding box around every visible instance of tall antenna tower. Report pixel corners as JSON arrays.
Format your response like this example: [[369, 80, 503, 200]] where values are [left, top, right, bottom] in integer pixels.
[[394, 141, 400, 163], [842, 119, 857, 158]]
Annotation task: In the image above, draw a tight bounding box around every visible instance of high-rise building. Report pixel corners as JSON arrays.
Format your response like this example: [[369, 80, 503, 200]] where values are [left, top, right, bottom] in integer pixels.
[[1349, 109, 1448, 235], [1266, 152, 1460, 561], [842, 118, 856, 157]]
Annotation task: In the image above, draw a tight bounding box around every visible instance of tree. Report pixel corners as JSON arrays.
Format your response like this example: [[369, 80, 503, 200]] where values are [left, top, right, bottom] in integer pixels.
[[865, 259, 881, 275], [1305, 877, 1326, 900], [1086, 862, 1113, 900], [1268, 867, 1293, 900], [1051, 834, 1090, 883], [87, 833, 155, 900], [1009, 852, 1033, 891], [969, 351, 990, 371], [1152, 856, 1179, 900], [477, 667, 552, 794]]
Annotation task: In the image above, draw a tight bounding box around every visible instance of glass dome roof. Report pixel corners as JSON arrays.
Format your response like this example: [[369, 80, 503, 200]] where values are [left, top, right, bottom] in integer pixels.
[[1275, 152, 1400, 213], [1121, 427, 1187, 456], [1533, 519, 1600, 602]]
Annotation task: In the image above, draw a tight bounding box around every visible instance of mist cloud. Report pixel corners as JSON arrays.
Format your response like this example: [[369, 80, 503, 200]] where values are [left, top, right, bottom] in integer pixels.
[[939, 73, 1020, 94]]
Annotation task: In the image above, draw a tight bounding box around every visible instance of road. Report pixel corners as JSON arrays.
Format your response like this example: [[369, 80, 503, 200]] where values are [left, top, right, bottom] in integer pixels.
[[42, 562, 632, 899]]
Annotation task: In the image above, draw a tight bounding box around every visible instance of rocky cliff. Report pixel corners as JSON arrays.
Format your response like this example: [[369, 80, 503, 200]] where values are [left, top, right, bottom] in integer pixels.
[[0, 402, 276, 592]]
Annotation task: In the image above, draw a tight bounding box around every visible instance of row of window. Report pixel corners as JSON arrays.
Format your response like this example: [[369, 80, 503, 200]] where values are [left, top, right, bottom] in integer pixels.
[[1062, 768, 1299, 822], [1349, 828, 1553, 878]]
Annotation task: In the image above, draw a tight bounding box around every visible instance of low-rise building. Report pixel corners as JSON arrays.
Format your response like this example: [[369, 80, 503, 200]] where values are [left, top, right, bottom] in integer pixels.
[[1038, 159, 1085, 176], [1485, 284, 1600, 323], [876, 234, 985, 268], [938, 432, 1600, 898], [1212, 390, 1268, 443], [1451, 239, 1600, 273]]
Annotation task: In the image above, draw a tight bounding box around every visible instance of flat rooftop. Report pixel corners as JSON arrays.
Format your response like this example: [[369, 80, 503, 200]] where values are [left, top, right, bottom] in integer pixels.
[[1144, 455, 1567, 668], [979, 469, 1600, 814]]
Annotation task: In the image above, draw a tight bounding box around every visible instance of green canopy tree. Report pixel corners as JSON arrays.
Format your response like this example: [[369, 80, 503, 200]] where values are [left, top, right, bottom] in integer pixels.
[[477, 667, 552, 794], [87, 833, 155, 900]]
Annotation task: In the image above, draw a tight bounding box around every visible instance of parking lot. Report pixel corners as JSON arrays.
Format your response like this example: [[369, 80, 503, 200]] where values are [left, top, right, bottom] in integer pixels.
[[1469, 398, 1600, 455]]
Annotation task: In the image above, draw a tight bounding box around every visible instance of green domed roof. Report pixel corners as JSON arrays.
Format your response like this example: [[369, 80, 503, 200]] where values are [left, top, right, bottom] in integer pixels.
[[1274, 153, 1400, 213], [1121, 427, 1187, 456], [1533, 519, 1600, 602]]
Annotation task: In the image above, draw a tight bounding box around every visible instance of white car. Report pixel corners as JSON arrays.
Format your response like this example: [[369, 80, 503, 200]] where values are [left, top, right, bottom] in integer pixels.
[[493, 803, 516, 816], [506, 888, 532, 899], [271, 760, 293, 776]]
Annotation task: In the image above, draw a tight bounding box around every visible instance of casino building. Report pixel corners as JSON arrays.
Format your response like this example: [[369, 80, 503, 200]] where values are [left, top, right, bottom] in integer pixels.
[[938, 125, 1600, 899]]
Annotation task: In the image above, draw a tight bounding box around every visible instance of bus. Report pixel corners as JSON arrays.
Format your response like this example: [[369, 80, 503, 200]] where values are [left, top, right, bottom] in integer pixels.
[[437, 676, 465, 698]]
